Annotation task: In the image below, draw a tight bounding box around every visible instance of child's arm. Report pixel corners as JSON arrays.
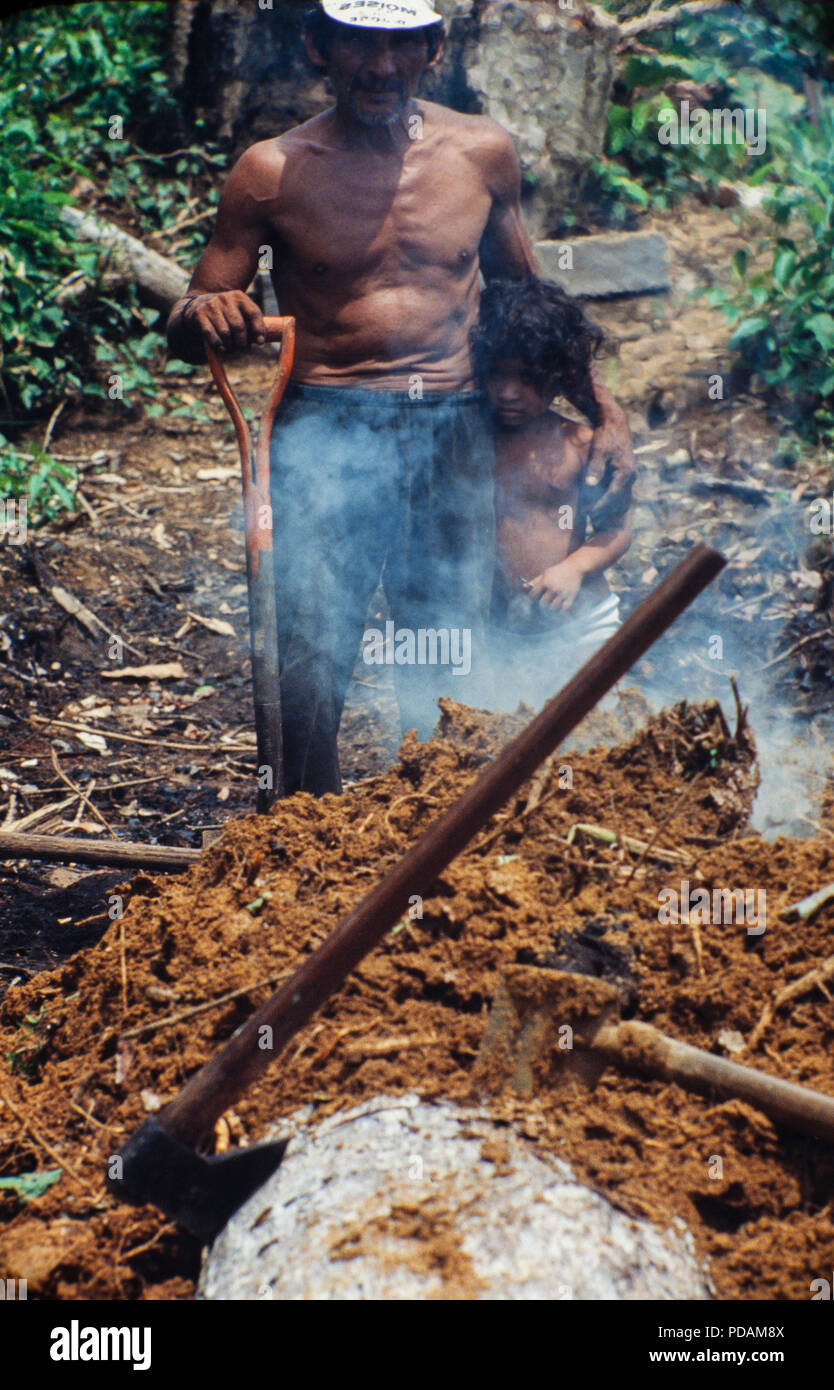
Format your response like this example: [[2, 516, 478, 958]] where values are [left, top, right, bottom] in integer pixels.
[[528, 422, 632, 611], [528, 518, 632, 610]]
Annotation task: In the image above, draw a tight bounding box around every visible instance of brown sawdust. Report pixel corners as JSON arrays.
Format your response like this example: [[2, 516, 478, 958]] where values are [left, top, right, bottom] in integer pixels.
[[329, 1179, 488, 1300], [1, 695, 833, 1301]]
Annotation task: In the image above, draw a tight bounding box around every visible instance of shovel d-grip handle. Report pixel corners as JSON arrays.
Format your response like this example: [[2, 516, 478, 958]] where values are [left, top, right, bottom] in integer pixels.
[[205, 316, 296, 577], [205, 316, 296, 813], [149, 544, 726, 1147]]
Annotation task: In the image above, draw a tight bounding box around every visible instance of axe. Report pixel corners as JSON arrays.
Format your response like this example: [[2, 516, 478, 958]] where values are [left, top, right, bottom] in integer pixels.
[[106, 545, 725, 1242]]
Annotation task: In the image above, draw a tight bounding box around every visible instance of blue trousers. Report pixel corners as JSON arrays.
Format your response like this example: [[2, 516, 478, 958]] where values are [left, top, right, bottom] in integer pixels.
[[269, 383, 496, 794]]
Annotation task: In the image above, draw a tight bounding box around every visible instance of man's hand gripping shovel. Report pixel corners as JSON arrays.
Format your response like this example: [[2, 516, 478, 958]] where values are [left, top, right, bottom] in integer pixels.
[[205, 316, 295, 811]]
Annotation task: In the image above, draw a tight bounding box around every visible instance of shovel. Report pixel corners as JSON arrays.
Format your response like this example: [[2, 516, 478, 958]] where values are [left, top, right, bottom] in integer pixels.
[[476, 964, 834, 1144], [205, 315, 296, 812]]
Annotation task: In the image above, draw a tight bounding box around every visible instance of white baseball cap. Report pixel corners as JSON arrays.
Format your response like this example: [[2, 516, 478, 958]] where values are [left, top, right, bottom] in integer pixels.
[[321, 1, 443, 29]]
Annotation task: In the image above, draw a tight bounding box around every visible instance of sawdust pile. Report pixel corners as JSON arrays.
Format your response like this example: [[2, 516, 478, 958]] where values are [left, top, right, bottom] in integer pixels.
[[1, 695, 833, 1301]]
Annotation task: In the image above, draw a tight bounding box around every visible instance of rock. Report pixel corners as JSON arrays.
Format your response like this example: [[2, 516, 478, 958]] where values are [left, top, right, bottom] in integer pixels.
[[537, 231, 671, 298], [169, 0, 618, 235], [199, 1095, 713, 1301], [451, 2, 619, 236]]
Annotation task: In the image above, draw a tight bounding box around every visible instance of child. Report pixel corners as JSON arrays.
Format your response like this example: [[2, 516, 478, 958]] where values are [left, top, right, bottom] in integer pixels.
[[471, 278, 633, 710]]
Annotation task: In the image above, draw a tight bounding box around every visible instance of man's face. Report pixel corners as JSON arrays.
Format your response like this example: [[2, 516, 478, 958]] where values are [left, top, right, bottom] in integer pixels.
[[308, 25, 442, 127]]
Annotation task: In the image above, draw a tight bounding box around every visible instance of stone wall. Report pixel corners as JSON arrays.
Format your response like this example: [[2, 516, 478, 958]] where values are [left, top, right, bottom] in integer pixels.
[[168, 0, 620, 236]]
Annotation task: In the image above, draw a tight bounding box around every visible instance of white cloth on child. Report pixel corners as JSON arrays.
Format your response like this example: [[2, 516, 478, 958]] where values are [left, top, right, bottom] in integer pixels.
[[490, 591, 622, 711]]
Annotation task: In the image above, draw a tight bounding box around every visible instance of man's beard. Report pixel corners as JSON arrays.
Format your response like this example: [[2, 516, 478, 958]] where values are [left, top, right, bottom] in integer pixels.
[[347, 79, 407, 127]]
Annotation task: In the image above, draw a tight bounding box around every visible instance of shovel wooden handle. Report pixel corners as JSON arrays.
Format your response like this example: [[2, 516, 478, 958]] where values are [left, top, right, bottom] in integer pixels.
[[205, 315, 296, 813], [593, 1020, 834, 1145], [204, 316, 296, 562]]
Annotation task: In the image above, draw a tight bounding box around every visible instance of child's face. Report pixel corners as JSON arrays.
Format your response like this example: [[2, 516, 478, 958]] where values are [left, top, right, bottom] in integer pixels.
[[485, 358, 551, 427]]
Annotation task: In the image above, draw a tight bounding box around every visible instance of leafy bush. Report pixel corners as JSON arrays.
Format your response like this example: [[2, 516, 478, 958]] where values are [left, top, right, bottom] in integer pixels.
[[0, 4, 220, 432], [705, 100, 834, 446], [581, 0, 829, 224], [582, 4, 834, 445], [0, 435, 77, 525]]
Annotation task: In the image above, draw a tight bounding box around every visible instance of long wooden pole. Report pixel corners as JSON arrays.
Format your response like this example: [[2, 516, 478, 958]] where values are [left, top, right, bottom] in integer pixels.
[[159, 544, 725, 1143], [205, 316, 296, 813]]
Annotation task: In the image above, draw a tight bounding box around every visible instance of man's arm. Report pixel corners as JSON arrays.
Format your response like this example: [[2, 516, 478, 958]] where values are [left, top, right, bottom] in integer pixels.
[[478, 125, 538, 282], [167, 144, 279, 364], [581, 367, 636, 526]]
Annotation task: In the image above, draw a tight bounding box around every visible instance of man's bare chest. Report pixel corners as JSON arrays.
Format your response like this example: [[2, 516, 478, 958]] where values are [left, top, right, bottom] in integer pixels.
[[268, 147, 493, 279]]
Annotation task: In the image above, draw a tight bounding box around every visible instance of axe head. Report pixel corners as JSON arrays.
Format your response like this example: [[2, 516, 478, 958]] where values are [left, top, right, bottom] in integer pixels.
[[107, 1116, 289, 1245]]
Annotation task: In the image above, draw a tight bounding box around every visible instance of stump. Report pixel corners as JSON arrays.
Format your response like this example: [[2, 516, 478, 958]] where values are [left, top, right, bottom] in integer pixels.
[[198, 1095, 713, 1300]]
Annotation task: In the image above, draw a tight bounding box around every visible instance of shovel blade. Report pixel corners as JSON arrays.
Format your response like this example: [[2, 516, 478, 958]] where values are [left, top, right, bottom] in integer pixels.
[[475, 965, 622, 1098]]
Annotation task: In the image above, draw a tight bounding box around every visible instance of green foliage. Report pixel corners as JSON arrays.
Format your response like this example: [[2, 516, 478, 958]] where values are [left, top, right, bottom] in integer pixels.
[[583, 0, 828, 222], [0, 435, 77, 525], [0, 4, 221, 433], [0, 1169, 62, 1202], [705, 101, 834, 446], [584, 4, 834, 444]]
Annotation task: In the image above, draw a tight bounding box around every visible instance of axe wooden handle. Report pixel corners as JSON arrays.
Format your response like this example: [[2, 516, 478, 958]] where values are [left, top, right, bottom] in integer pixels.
[[592, 1020, 834, 1145], [154, 544, 725, 1146]]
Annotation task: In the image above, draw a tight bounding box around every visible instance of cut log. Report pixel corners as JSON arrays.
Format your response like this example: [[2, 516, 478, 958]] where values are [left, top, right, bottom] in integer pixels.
[[0, 832, 200, 871], [618, 1, 734, 40], [199, 1096, 711, 1300], [60, 206, 189, 311]]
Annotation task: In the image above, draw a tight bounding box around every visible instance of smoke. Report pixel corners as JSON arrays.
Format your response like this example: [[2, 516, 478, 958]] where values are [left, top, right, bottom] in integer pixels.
[[482, 485, 834, 841], [249, 358, 831, 837]]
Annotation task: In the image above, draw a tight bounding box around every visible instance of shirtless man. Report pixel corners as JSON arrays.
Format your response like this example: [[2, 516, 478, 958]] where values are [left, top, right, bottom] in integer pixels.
[[167, 0, 635, 794]]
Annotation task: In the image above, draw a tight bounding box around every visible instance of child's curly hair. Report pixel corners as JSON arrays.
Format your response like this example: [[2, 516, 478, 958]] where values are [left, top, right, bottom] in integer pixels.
[[471, 278, 605, 421]]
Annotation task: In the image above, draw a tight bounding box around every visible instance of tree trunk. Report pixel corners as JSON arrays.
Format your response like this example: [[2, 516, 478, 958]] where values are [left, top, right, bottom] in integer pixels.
[[167, 0, 620, 237]]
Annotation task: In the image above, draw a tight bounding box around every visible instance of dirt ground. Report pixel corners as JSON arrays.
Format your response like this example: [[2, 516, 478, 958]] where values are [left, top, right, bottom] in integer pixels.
[[1, 696, 833, 1301], [1, 196, 834, 1300]]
